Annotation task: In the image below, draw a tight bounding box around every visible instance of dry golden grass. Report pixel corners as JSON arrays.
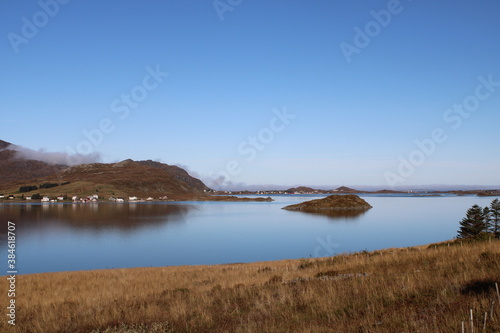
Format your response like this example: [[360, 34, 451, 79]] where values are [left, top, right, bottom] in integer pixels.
[[1, 240, 499, 332]]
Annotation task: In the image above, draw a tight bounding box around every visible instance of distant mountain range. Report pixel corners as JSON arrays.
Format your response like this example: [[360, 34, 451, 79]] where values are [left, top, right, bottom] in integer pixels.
[[0, 139, 212, 200], [225, 185, 500, 196], [1, 139, 498, 199], [216, 183, 500, 192]]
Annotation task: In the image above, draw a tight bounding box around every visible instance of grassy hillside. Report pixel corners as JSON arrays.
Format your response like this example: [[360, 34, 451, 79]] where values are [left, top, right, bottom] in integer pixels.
[[1, 240, 499, 332], [0, 148, 67, 189], [0, 160, 211, 200], [0, 143, 212, 200]]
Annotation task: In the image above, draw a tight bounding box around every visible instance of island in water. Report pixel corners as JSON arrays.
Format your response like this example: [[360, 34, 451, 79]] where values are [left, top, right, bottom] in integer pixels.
[[282, 194, 372, 217]]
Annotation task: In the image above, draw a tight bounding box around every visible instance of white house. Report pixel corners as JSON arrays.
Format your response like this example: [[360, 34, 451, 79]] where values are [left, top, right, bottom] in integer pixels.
[[26, 196, 32, 200], [116, 198, 125, 203], [41, 196, 50, 202], [57, 196, 65, 201], [129, 196, 138, 201]]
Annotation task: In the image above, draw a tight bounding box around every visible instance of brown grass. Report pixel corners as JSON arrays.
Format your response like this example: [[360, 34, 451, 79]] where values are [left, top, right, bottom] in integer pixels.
[[1, 240, 499, 333]]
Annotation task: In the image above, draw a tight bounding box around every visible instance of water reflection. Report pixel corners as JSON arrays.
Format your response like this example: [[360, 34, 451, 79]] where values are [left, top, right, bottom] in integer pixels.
[[0, 195, 497, 274], [286, 209, 368, 220], [0, 202, 193, 233]]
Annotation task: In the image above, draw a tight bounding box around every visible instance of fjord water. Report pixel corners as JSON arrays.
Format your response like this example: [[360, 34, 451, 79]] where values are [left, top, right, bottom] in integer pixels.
[[1, 194, 498, 274]]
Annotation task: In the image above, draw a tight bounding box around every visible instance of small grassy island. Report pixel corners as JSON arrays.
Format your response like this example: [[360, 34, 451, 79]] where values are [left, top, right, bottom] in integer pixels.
[[282, 194, 373, 216]]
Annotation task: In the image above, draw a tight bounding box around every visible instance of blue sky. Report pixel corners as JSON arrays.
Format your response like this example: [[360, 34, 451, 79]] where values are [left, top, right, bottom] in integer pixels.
[[1, 0, 499, 188]]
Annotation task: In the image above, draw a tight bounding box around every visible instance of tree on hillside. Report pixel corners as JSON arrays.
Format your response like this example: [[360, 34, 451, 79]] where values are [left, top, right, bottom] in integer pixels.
[[457, 204, 488, 239], [483, 206, 491, 235], [489, 198, 500, 238], [19, 185, 37, 193]]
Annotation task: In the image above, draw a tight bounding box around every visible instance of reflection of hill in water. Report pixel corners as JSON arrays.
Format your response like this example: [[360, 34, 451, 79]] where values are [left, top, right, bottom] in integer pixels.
[[0, 203, 193, 232]]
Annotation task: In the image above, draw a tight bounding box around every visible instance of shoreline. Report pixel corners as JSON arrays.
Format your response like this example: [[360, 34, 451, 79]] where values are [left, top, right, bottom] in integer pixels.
[[2, 191, 500, 205], [4, 238, 461, 277], [2, 238, 498, 332], [0, 195, 274, 204], [0, 237, 500, 333]]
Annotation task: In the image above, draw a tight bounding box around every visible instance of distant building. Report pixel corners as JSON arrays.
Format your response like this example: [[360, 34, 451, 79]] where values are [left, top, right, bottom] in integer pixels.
[[129, 196, 138, 201], [41, 197, 50, 202], [26, 196, 32, 200], [116, 197, 125, 203]]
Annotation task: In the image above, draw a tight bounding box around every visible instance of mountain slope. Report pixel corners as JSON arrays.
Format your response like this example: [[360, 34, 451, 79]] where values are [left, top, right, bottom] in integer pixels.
[[0, 140, 212, 199], [0, 139, 11, 150], [136, 160, 210, 192], [0, 140, 67, 189], [60, 160, 210, 199]]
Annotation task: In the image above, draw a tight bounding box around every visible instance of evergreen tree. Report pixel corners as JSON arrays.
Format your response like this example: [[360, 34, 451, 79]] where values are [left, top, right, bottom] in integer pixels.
[[489, 198, 500, 238], [457, 204, 488, 238], [483, 206, 491, 234]]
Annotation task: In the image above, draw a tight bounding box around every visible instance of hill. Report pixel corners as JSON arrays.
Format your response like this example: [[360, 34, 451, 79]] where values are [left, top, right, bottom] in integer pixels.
[[0, 139, 10, 150], [334, 186, 362, 193], [59, 160, 210, 199], [135, 160, 210, 192], [0, 140, 67, 189], [0, 140, 211, 200], [285, 186, 321, 193]]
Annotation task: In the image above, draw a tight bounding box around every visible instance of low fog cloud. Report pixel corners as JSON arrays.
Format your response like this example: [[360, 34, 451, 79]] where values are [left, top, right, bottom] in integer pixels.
[[202, 174, 246, 191], [7, 144, 101, 166], [174, 164, 246, 190], [175, 164, 202, 179]]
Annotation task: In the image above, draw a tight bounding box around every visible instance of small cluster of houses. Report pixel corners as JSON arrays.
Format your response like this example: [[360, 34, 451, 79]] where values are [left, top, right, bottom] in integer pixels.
[[38, 195, 100, 203], [71, 195, 100, 203], [1, 194, 164, 202], [108, 196, 156, 202]]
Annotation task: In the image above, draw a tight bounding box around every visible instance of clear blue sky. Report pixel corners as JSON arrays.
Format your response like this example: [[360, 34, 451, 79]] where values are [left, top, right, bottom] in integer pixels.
[[1, 0, 499, 188]]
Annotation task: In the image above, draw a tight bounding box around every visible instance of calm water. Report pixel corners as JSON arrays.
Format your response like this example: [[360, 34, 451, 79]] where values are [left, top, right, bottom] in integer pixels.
[[0, 194, 498, 274]]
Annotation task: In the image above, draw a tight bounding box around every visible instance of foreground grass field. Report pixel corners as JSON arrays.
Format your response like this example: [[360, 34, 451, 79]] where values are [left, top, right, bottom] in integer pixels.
[[1, 240, 499, 332]]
